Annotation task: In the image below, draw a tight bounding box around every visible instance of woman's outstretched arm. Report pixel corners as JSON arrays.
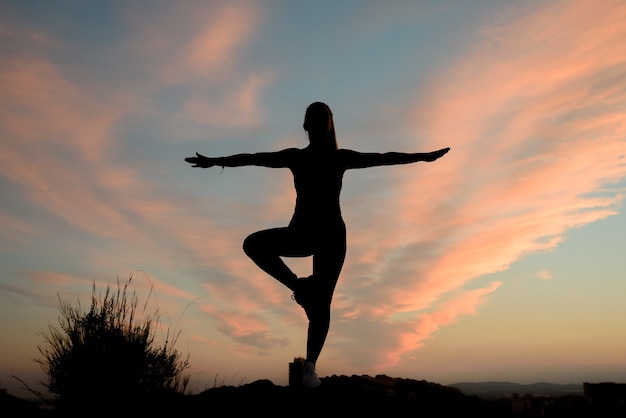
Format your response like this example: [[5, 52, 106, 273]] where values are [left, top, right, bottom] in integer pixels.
[[185, 148, 297, 169], [342, 147, 450, 169]]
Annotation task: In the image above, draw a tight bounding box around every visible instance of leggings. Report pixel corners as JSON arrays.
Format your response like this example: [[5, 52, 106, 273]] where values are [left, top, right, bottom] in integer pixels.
[[242, 223, 346, 364]]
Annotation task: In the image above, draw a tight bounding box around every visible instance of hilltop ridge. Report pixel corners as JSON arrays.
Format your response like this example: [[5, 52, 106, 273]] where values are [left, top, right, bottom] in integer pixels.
[[4, 375, 624, 417], [189, 374, 503, 416]]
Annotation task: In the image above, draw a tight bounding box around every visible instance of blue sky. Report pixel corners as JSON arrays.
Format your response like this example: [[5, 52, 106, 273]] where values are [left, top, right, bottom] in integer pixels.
[[1, 0, 625, 397]]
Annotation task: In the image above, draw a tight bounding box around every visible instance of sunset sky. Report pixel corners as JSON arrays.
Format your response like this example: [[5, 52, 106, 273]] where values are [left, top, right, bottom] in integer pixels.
[[2, 0, 625, 397]]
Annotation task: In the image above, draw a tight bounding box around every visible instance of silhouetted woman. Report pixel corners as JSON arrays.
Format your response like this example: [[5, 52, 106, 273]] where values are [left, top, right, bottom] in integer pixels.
[[185, 102, 449, 388]]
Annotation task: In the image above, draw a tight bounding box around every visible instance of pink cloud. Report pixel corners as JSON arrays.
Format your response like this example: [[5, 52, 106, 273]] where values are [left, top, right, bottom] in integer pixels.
[[200, 304, 290, 352], [25, 270, 88, 287], [0, 5, 295, 375], [0, 21, 280, 359], [185, 4, 259, 76], [3, 1, 625, 373], [378, 281, 502, 368], [120, 1, 271, 129], [0, 52, 136, 239], [123, 1, 262, 83], [0, 13, 272, 268], [329, 0, 626, 370]]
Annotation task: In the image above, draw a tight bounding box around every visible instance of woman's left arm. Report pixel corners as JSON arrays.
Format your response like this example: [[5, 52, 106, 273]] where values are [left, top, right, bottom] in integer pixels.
[[342, 147, 450, 169], [186, 148, 297, 168]]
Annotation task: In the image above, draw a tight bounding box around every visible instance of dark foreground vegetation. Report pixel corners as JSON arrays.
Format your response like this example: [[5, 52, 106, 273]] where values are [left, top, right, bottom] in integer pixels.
[[5, 277, 623, 417], [3, 374, 625, 418]]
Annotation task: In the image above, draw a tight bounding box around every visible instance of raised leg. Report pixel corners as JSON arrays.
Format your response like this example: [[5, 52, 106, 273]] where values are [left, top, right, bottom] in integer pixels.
[[242, 227, 310, 292]]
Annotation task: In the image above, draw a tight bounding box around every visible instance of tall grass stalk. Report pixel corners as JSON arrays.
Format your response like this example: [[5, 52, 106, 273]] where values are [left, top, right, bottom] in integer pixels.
[[35, 274, 190, 411]]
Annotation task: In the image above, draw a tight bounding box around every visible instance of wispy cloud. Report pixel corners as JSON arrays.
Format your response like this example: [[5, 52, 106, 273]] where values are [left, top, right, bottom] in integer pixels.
[[2, 0, 625, 383], [381, 281, 503, 367], [201, 303, 290, 355], [0, 3, 274, 325], [326, 0, 626, 370], [0, 1, 270, 253], [121, 1, 272, 130], [0, 54, 127, 237]]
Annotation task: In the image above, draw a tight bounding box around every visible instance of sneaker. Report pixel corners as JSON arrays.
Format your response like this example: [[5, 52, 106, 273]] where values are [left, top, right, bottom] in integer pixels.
[[291, 276, 315, 308], [302, 361, 321, 388]]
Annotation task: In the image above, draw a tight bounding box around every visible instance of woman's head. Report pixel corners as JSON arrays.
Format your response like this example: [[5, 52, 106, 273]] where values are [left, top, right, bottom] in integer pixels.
[[303, 102, 338, 150]]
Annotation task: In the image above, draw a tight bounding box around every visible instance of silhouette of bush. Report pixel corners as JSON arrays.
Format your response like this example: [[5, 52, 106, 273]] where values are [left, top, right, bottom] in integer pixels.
[[36, 276, 189, 411]]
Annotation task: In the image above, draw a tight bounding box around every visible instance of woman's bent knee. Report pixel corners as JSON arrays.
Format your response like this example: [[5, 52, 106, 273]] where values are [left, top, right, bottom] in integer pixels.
[[242, 232, 261, 257]]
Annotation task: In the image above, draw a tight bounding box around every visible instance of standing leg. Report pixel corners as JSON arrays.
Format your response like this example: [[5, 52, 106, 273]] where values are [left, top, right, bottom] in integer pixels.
[[304, 227, 346, 366], [299, 230, 346, 388]]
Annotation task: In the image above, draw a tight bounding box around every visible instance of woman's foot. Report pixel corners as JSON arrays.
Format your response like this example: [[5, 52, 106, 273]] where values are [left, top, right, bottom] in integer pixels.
[[291, 275, 314, 307], [302, 361, 321, 388]]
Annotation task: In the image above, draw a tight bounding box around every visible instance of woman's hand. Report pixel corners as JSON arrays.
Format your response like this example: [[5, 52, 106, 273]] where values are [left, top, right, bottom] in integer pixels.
[[424, 147, 450, 162], [185, 152, 214, 168]]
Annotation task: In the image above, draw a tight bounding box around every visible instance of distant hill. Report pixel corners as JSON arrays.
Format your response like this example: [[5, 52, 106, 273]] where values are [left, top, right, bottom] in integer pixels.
[[448, 381, 583, 399]]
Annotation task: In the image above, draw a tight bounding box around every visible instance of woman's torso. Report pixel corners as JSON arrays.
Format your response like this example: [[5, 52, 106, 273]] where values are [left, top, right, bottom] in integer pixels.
[[287, 148, 346, 232]]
